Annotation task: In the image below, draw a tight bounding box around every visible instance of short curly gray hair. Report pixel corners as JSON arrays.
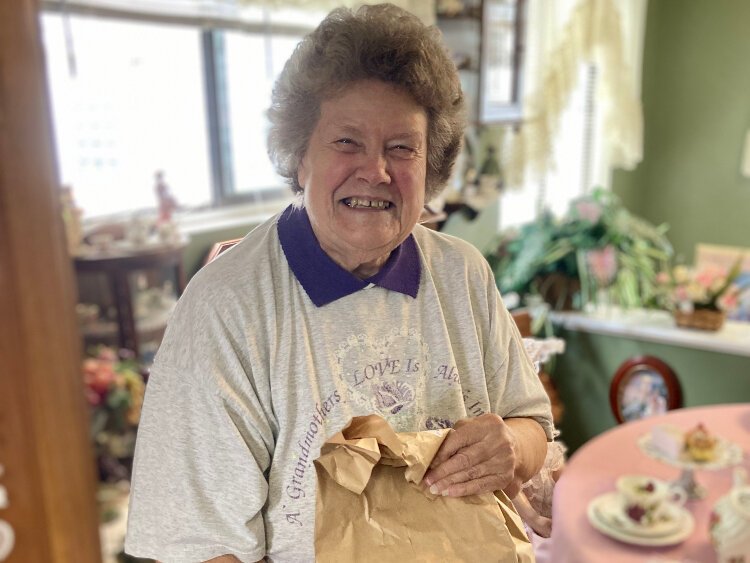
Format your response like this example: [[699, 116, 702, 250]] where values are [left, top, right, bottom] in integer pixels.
[[267, 3, 465, 202]]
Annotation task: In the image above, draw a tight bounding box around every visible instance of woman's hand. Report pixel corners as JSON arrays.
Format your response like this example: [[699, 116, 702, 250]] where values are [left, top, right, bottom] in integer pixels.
[[422, 413, 523, 498], [422, 415, 547, 499]]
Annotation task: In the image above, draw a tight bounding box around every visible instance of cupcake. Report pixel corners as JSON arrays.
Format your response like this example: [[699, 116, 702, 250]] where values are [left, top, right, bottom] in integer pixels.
[[684, 423, 717, 462]]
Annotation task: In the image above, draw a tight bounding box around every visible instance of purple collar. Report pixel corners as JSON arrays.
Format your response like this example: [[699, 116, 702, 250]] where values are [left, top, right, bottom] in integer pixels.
[[277, 205, 421, 307]]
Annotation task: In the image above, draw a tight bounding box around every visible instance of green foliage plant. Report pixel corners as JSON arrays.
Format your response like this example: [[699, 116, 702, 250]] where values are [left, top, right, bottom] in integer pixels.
[[486, 188, 673, 310]]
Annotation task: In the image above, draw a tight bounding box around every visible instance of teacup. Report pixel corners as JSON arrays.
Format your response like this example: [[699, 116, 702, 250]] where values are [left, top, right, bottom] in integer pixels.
[[0, 519, 14, 560], [616, 475, 687, 525]]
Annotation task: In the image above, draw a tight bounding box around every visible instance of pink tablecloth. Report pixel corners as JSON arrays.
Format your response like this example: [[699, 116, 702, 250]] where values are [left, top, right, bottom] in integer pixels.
[[550, 403, 750, 563]]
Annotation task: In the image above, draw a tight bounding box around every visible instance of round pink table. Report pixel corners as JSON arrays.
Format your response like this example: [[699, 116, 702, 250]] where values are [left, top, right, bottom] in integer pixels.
[[550, 403, 750, 562]]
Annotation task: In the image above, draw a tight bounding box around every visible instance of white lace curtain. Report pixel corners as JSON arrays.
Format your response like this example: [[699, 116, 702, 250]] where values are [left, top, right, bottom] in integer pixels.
[[505, 0, 648, 191]]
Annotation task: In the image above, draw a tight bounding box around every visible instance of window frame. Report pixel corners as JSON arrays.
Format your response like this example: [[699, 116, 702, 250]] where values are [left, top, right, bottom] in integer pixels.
[[40, 1, 315, 213]]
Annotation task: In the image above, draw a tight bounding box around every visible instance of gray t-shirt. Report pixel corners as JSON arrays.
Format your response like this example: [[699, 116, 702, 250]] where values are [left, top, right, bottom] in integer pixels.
[[125, 210, 554, 562]]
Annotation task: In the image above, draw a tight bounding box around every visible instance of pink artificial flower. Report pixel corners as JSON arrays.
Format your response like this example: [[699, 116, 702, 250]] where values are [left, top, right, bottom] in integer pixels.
[[675, 286, 690, 302], [82, 358, 100, 377], [717, 286, 740, 312], [586, 245, 618, 285], [97, 347, 118, 362], [575, 200, 602, 223], [84, 387, 102, 406], [694, 265, 726, 290], [656, 271, 670, 285]]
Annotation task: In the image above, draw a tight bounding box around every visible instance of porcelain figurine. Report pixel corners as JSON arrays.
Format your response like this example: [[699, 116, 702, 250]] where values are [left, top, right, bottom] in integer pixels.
[[710, 468, 750, 563]]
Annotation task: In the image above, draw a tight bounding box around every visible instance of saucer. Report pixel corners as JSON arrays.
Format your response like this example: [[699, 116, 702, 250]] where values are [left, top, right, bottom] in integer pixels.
[[588, 492, 695, 546], [639, 425, 743, 470], [594, 491, 683, 537]]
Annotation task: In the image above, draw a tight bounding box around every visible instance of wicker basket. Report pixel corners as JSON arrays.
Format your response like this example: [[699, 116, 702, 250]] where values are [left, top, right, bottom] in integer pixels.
[[673, 308, 725, 331]]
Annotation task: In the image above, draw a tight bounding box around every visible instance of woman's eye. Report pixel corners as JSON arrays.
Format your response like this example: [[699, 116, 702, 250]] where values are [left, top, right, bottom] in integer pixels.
[[334, 138, 359, 152], [390, 145, 415, 155]]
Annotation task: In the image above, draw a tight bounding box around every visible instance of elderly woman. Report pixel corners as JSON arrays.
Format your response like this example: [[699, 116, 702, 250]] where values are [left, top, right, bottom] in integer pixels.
[[125, 4, 553, 562]]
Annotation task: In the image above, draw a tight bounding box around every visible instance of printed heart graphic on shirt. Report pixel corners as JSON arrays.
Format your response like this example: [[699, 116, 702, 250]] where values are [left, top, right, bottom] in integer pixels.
[[334, 328, 431, 424]]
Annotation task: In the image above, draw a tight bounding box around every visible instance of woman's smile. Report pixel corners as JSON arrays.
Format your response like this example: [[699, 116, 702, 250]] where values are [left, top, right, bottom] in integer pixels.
[[341, 197, 392, 210]]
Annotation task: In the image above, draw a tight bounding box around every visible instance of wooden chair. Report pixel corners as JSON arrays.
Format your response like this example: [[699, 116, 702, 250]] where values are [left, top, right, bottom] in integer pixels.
[[512, 309, 566, 424], [204, 237, 243, 265], [609, 355, 683, 424]]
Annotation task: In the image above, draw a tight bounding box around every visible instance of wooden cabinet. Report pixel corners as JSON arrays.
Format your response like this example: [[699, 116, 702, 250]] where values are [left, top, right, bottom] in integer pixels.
[[436, 0, 527, 125], [74, 244, 186, 362]]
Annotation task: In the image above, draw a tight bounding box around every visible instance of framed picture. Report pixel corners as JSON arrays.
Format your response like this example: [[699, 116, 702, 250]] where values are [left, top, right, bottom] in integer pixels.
[[695, 243, 750, 322], [609, 356, 683, 424]]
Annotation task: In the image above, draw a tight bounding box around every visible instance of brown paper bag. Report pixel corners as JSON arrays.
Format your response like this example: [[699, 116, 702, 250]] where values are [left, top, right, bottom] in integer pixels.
[[314, 415, 534, 562]]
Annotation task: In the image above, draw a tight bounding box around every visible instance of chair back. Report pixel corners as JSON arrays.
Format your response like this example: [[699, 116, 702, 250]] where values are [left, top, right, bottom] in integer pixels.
[[204, 238, 243, 265]]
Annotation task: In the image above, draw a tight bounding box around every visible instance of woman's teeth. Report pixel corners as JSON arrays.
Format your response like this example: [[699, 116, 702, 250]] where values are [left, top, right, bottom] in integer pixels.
[[344, 197, 390, 209]]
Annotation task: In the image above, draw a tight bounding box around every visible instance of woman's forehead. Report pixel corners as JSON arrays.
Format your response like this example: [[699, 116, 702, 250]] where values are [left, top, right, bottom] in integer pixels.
[[322, 120, 425, 140], [317, 81, 427, 131]]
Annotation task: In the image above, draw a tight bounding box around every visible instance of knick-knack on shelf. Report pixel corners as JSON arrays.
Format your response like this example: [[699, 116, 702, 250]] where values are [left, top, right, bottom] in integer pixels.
[[60, 185, 84, 256], [154, 171, 178, 223], [478, 144, 502, 197]]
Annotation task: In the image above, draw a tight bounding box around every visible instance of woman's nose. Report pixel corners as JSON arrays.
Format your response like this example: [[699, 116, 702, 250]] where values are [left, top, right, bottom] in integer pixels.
[[356, 152, 391, 186]]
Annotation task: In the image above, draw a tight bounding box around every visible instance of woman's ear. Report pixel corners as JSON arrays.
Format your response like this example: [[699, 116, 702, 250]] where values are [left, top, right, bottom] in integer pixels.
[[297, 156, 308, 189]]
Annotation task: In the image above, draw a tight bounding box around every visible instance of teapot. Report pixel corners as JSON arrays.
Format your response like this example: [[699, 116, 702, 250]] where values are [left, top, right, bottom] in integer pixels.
[[710, 468, 750, 563]]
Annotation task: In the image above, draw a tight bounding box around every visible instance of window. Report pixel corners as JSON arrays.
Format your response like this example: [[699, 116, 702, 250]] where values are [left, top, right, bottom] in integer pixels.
[[40, 6, 321, 219], [498, 62, 600, 230], [223, 32, 301, 200]]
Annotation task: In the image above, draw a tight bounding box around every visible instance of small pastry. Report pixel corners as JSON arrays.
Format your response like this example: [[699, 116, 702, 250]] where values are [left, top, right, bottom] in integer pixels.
[[684, 423, 717, 462]]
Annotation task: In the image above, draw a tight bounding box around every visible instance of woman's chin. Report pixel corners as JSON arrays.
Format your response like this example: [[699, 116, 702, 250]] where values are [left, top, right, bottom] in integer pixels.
[[347, 235, 397, 258], [337, 213, 401, 240], [338, 203, 395, 222]]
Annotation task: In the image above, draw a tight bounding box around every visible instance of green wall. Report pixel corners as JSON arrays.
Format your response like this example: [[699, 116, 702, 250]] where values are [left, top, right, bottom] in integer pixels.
[[553, 328, 750, 453], [613, 0, 750, 263]]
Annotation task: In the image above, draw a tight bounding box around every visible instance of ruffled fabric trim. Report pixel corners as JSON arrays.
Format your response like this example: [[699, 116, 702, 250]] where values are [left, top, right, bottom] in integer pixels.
[[522, 441, 568, 518], [505, 0, 643, 187]]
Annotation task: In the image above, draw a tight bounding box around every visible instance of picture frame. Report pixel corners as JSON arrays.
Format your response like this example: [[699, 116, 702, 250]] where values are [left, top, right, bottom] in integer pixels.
[[609, 356, 683, 424]]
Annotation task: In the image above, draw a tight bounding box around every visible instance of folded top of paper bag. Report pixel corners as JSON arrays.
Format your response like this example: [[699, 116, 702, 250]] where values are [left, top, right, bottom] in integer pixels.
[[315, 414, 449, 494]]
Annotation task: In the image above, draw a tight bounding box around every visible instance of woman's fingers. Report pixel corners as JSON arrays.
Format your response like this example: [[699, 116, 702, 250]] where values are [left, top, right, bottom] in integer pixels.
[[428, 429, 482, 473], [427, 458, 508, 495], [435, 474, 504, 498], [429, 414, 506, 468], [422, 413, 518, 497]]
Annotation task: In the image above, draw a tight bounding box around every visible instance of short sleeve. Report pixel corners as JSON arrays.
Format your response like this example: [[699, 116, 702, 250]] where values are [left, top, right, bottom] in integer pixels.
[[125, 279, 275, 562], [483, 272, 555, 441]]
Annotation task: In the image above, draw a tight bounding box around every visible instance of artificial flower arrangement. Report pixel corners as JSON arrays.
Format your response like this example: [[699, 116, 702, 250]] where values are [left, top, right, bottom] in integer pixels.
[[655, 258, 742, 330], [82, 346, 147, 482], [486, 188, 673, 310]]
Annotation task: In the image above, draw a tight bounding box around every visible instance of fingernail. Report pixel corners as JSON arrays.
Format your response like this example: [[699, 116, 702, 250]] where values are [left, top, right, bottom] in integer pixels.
[[441, 489, 450, 497], [429, 484, 439, 495]]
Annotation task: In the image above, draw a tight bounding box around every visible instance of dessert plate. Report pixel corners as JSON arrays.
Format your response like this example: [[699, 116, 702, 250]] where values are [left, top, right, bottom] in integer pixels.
[[638, 424, 743, 471], [587, 492, 695, 546]]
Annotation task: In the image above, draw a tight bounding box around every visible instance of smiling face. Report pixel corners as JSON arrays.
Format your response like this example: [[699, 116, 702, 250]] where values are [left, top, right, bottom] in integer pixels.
[[297, 79, 428, 279]]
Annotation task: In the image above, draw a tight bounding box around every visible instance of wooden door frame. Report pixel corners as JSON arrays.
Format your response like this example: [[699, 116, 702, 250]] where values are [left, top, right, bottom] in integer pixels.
[[0, 0, 101, 560]]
